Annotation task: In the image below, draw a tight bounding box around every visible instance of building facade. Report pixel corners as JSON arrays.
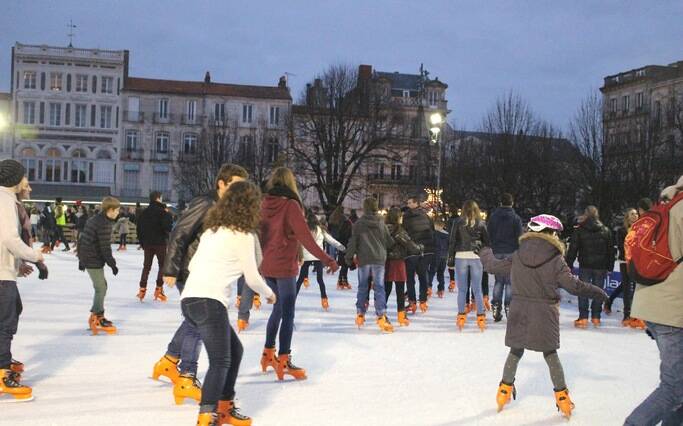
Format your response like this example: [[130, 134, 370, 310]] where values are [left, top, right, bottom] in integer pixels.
[[10, 42, 128, 200], [0, 92, 10, 159]]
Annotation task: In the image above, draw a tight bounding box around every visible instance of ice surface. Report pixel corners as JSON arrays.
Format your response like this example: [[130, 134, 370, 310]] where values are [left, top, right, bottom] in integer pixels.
[[3, 247, 658, 425]]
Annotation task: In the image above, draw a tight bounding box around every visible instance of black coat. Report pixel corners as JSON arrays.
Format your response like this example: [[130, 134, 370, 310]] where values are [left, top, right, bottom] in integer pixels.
[[487, 207, 523, 254], [161, 192, 217, 282], [402, 208, 435, 254], [448, 218, 489, 264], [565, 218, 615, 271], [387, 223, 423, 260], [77, 213, 116, 269], [137, 201, 173, 246]]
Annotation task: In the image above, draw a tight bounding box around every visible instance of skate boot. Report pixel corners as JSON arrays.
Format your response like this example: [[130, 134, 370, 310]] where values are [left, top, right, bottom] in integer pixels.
[[504, 305, 510, 318], [275, 354, 307, 381], [321, 298, 329, 311], [237, 319, 249, 333], [303, 277, 310, 288], [136, 287, 146, 302], [397, 311, 410, 327], [448, 280, 456, 292], [235, 296, 241, 308], [260, 347, 278, 373], [483, 295, 492, 311], [427, 287, 433, 298], [591, 318, 601, 327], [554, 388, 575, 419], [253, 294, 261, 310], [344, 280, 352, 290], [437, 290, 444, 298], [496, 381, 516, 412], [573, 318, 588, 329], [493, 304, 503, 322], [336, 279, 344, 290], [630, 318, 646, 329], [419, 301, 428, 313], [197, 412, 218, 426], [0, 369, 32, 400], [154, 286, 168, 302], [152, 354, 180, 384], [456, 313, 467, 331], [89, 313, 117, 335], [355, 314, 365, 328], [173, 372, 202, 404], [376, 315, 394, 333], [406, 301, 417, 314], [477, 314, 487, 331], [217, 400, 252, 425]]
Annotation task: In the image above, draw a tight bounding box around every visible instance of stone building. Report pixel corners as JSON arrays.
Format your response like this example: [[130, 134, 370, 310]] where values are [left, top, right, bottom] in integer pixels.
[[0, 92, 10, 159], [9, 42, 128, 200]]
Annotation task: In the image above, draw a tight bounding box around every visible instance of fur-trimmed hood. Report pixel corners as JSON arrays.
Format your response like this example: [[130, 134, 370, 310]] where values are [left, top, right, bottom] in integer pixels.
[[517, 232, 565, 269]]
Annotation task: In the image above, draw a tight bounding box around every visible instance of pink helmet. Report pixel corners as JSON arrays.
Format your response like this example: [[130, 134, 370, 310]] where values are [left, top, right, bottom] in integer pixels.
[[528, 214, 564, 232]]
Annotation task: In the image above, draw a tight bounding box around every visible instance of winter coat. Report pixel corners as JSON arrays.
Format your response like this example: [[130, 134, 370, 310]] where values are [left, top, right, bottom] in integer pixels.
[[75, 213, 88, 232], [259, 185, 334, 278], [386, 223, 422, 261], [114, 217, 130, 235], [137, 200, 173, 246], [345, 212, 394, 266], [0, 187, 41, 280], [487, 207, 523, 254], [40, 206, 57, 232], [448, 218, 489, 265], [55, 203, 66, 226], [402, 208, 435, 254], [565, 217, 614, 271], [77, 213, 116, 269], [335, 218, 353, 246], [161, 191, 217, 283], [434, 229, 449, 259], [480, 232, 607, 352], [302, 226, 345, 262]]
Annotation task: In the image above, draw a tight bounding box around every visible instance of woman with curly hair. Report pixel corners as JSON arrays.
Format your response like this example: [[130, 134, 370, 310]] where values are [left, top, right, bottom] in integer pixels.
[[180, 181, 276, 426]]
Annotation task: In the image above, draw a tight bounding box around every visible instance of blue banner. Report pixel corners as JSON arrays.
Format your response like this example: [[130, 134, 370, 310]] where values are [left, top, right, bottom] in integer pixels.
[[572, 268, 622, 298]]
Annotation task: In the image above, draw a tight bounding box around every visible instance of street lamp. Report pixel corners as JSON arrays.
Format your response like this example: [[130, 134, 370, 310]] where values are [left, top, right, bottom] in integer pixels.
[[427, 112, 444, 215], [0, 114, 7, 132]]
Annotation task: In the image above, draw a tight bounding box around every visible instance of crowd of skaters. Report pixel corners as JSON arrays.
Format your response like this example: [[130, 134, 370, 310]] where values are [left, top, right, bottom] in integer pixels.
[[0, 157, 681, 425]]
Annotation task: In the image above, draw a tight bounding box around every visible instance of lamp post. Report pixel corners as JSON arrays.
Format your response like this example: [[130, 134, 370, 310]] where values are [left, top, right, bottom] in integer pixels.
[[429, 112, 444, 213]]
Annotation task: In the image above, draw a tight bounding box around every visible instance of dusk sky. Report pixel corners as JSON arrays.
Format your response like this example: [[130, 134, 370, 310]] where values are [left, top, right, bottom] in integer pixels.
[[2, 1, 682, 131]]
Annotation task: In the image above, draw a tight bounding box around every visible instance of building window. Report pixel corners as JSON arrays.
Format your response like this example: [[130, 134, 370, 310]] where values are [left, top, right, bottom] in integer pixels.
[[74, 104, 86, 128], [125, 130, 139, 151], [610, 98, 617, 113], [269, 106, 280, 125], [377, 163, 385, 179], [186, 100, 196, 121], [214, 103, 225, 122], [45, 148, 63, 182], [21, 158, 37, 181], [75, 74, 88, 92], [100, 105, 112, 128], [65, 104, 71, 126], [50, 72, 62, 91], [49, 103, 61, 126], [267, 137, 279, 163], [66, 74, 72, 92], [123, 168, 140, 192], [636, 92, 643, 110], [242, 104, 253, 124], [622, 95, 630, 113], [70, 150, 89, 183], [183, 133, 197, 154], [23, 71, 36, 89], [101, 76, 113, 94], [391, 164, 402, 180], [152, 167, 169, 194], [428, 91, 438, 106], [155, 132, 170, 153], [23, 102, 36, 124], [159, 98, 169, 119]]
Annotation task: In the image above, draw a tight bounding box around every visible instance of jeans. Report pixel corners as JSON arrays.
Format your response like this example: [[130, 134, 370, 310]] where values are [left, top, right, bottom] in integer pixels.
[[236, 276, 255, 322], [492, 253, 513, 308], [428, 256, 447, 291], [625, 322, 683, 426], [265, 276, 297, 355], [296, 261, 327, 299], [356, 264, 386, 316], [167, 281, 202, 375], [139, 244, 166, 288], [455, 258, 484, 314], [181, 298, 243, 413], [406, 254, 433, 303], [87, 268, 108, 314], [0, 281, 22, 369], [384, 281, 405, 312], [578, 268, 606, 319]]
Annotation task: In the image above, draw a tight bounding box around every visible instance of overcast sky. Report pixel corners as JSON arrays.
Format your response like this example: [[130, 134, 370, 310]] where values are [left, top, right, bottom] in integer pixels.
[[2, 1, 682, 130]]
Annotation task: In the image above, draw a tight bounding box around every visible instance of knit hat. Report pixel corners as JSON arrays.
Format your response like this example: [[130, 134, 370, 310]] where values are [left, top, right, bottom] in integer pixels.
[[0, 159, 25, 188], [661, 175, 683, 201]]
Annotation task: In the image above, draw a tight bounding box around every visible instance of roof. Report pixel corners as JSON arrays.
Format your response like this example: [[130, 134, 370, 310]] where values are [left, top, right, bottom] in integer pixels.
[[124, 77, 292, 101], [375, 72, 422, 91]]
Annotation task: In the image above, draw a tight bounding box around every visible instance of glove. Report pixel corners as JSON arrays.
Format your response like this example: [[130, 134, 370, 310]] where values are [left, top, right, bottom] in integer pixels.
[[37, 262, 48, 280], [78, 262, 85, 272], [593, 288, 609, 303], [111, 265, 119, 276]]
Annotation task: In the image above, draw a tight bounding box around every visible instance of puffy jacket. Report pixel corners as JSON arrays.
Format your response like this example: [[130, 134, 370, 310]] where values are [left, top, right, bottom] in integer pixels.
[[402, 208, 435, 254], [161, 192, 217, 282], [434, 229, 449, 258], [448, 218, 489, 263], [386, 223, 422, 260], [77, 213, 116, 269], [137, 200, 173, 246], [565, 217, 614, 271], [487, 206, 523, 254], [345, 212, 394, 266]]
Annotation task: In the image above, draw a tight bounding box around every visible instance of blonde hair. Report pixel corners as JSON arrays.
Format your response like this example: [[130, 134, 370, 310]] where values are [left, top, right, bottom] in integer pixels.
[[462, 200, 481, 227], [267, 167, 301, 202], [623, 208, 637, 230]]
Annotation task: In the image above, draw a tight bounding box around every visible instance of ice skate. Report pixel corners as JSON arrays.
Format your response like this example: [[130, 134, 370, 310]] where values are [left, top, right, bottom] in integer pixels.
[[253, 294, 261, 310], [321, 297, 329, 311], [554, 388, 574, 419], [376, 315, 394, 333], [573, 318, 588, 329], [448, 280, 456, 292], [397, 311, 410, 327], [260, 347, 278, 373], [154, 286, 167, 302], [303, 277, 310, 288], [275, 354, 307, 381], [217, 400, 252, 426], [136, 287, 146, 302], [343, 280, 352, 290], [419, 301, 428, 313], [591, 318, 601, 327], [196, 412, 218, 426], [406, 301, 417, 314], [426, 287, 433, 298], [10, 359, 24, 374], [237, 319, 248, 333], [437, 290, 444, 298], [152, 354, 180, 384], [630, 318, 646, 329], [493, 304, 503, 322], [173, 372, 202, 404], [0, 369, 32, 401], [504, 305, 510, 318], [456, 313, 467, 331], [496, 381, 516, 412], [88, 313, 116, 335], [477, 314, 487, 331], [483, 295, 492, 311], [235, 296, 241, 308], [355, 314, 365, 328], [336, 279, 344, 290]]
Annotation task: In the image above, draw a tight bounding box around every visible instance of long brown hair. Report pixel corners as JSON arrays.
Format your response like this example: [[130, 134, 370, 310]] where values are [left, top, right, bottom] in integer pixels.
[[623, 207, 637, 230], [204, 181, 261, 233], [385, 207, 403, 226], [266, 167, 301, 203], [462, 200, 481, 227]]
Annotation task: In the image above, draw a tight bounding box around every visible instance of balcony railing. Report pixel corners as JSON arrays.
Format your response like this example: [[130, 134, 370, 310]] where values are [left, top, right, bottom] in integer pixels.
[[152, 113, 175, 124], [123, 111, 144, 123], [181, 115, 204, 126], [121, 188, 142, 197], [121, 149, 144, 161], [151, 150, 172, 162]]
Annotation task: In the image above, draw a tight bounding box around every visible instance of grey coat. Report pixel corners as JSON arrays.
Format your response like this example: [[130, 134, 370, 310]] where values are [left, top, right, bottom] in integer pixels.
[[344, 213, 394, 267], [480, 232, 607, 352]]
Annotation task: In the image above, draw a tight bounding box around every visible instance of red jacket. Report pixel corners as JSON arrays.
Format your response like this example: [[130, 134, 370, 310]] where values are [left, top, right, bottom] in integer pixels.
[[260, 194, 334, 278]]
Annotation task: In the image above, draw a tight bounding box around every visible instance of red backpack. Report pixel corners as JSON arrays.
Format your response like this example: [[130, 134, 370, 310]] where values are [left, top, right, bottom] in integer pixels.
[[627, 191, 683, 285]]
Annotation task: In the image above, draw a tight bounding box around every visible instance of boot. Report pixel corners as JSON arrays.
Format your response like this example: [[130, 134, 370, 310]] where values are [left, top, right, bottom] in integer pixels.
[[275, 354, 307, 381], [89, 313, 116, 335], [437, 290, 444, 298], [448, 280, 456, 292], [237, 319, 248, 333], [630, 318, 646, 329], [591, 318, 601, 327], [397, 311, 410, 327], [573, 318, 588, 329], [303, 277, 310, 288], [173, 372, 202, 404], [0, 369, 32, 400], [197, 412, 218, 426], [152, 354, 180, 384], [622, 317, 632, 327], [376, 315, 394, 333], [235, 296, 241, 308], [355, 314, 365, 328], [260, 347, 278, 373], [483, 295, 492, 311], [554, 388, 575, 419], [419, 301, 428, 313], [406, 301, 417, 314], [493, 304, 503, 322], [217, 400, 252, 426], [253, 294, 261, 310], [426, 287, 433, 298], [136, 287, 146, 302], [154, 286, 168, 302], [477, 314, 487, 331], [321, 298, 329, 311], [496, 381, 516, 412], [344, 280, 352, 290], [456, 313, 467, 331], [466, 302, 475, 314], [504, 305, 510, 318]]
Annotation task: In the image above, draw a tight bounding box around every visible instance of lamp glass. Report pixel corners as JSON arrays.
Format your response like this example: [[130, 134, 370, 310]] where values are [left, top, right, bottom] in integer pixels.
[[430, 113, 443, 125]]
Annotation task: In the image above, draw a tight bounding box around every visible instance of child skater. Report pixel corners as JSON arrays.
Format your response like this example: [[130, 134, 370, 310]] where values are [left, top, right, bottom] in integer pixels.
[[479, 214, 608, 419], [179, 181, 276, 426]]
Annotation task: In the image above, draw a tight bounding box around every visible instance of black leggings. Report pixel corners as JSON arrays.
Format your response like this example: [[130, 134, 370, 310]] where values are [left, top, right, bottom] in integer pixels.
[[384, 281, 406, 312], [119, 234, 127, 246], [608, 263, 635, 319], [296, 261, 327, 299]]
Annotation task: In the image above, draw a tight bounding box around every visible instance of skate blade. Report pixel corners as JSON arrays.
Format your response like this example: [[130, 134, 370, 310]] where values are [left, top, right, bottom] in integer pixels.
[[0, 394, 34, 403]]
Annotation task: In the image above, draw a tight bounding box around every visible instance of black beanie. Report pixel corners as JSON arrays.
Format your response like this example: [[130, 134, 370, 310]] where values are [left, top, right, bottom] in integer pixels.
[[0, 160, 26, 188]]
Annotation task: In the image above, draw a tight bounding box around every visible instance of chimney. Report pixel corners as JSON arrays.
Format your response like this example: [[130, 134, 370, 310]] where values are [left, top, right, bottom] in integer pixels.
[[358, 64, 372, 81], [278, 75, 287, 89], [204, 71, 211, 83]]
